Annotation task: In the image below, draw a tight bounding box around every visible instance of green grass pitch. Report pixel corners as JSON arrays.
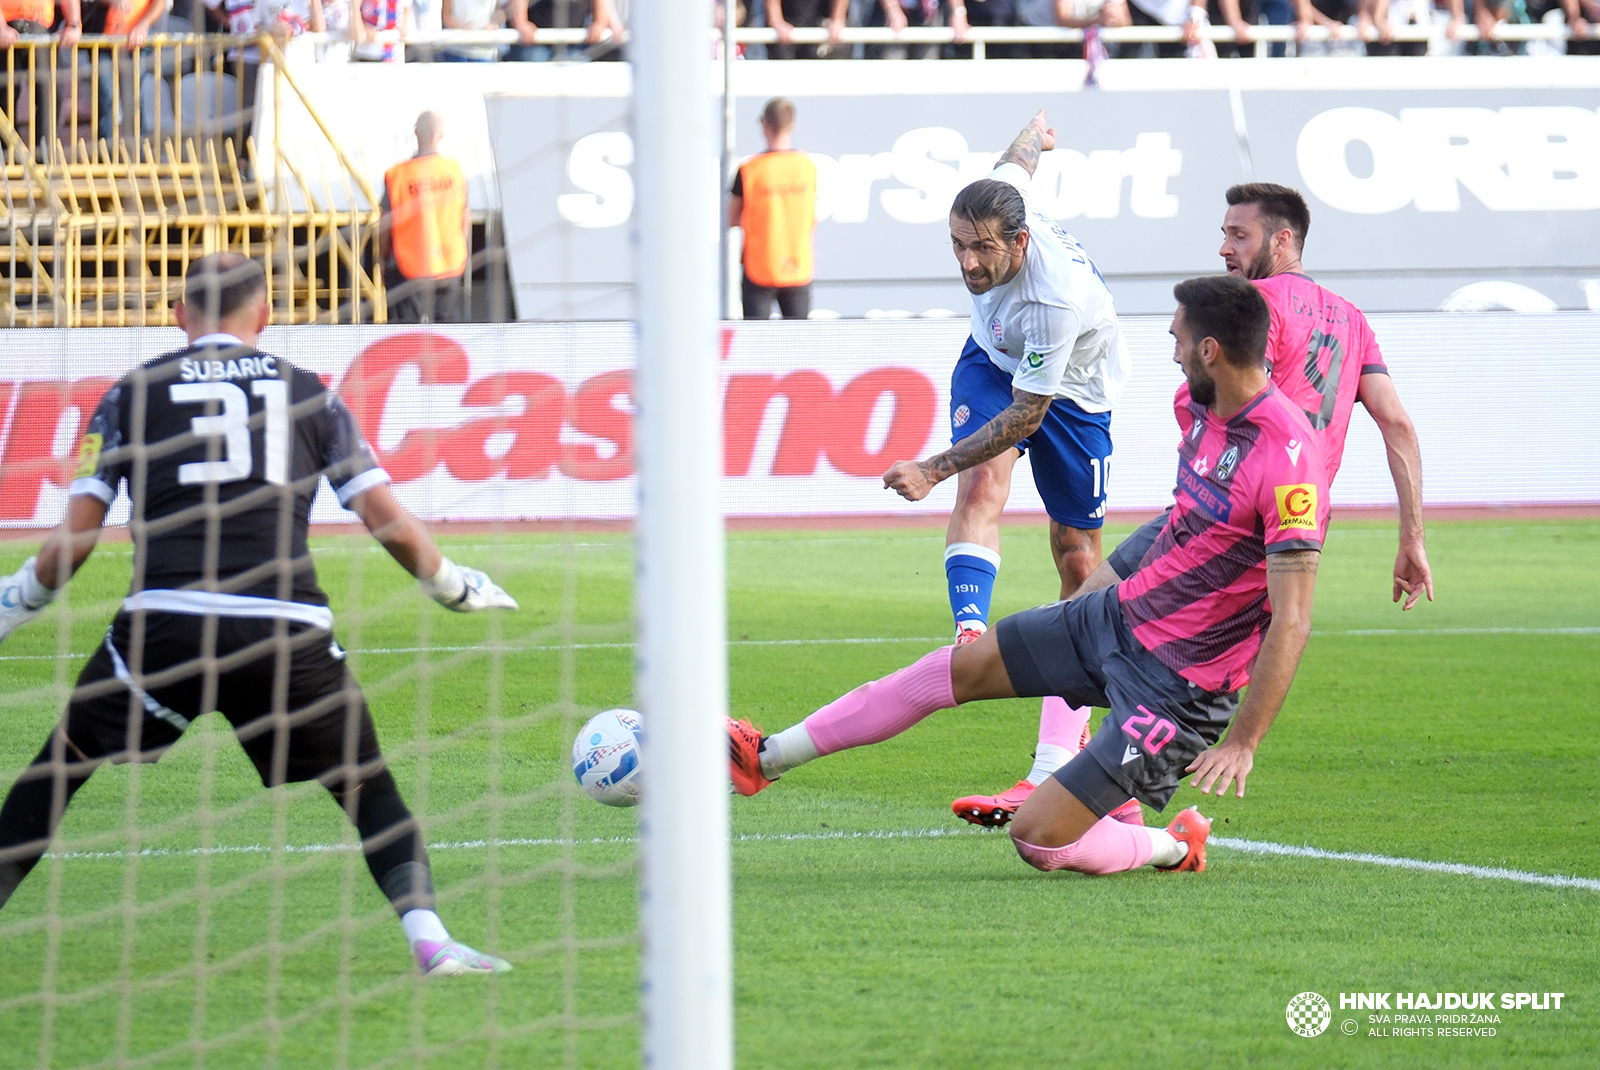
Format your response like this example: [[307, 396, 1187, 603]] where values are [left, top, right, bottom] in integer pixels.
[[0, 518, 1595, 1068]]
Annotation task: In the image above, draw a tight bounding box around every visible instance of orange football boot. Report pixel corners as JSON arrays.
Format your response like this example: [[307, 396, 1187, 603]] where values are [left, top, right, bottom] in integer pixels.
[[1156, 806, 1211, 872], [951, 779, 1035, 827], [726, 717, 774, 797]]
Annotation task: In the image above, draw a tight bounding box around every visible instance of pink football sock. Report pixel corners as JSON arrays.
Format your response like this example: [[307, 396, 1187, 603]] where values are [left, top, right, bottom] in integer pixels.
[[1039, 696, 1093, 751], [1012, 815, 1155, 875], [803, 646, 957, 757]]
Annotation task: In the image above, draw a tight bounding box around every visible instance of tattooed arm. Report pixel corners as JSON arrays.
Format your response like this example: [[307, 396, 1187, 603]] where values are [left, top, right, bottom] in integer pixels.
[[997, 110, 1057, 178], [882, 387, 1051, 502], [1187, 548, 1320, 799]]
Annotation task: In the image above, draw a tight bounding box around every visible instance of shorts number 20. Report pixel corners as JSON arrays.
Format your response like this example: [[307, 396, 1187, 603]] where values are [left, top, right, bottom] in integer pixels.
[[1121, 706, 1177, 755]]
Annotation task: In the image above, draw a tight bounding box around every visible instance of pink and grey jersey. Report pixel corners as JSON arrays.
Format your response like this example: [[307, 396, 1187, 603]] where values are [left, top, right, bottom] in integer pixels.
[[1118, 383, 1331, 693], [1254, 272, 1388, 483]]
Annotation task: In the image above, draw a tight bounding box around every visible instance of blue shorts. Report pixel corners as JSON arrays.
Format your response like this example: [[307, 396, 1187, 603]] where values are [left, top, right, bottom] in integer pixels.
[[949, 336, 1112, 530]]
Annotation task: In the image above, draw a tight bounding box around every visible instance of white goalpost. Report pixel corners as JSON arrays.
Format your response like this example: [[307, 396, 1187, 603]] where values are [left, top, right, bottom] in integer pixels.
[[633, 1, 735, 1068]]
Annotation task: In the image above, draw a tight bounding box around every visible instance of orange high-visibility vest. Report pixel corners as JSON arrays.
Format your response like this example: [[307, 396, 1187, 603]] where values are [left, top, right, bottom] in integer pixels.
[[384, 153, 469, 281], [739, 151, 817, 289], [103, 0, 156, 36], [0, 0, 53, 25]]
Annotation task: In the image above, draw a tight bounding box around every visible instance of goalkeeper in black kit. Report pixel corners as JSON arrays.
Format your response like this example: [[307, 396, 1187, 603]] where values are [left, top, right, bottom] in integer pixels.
[[0, 253, 518, 977]]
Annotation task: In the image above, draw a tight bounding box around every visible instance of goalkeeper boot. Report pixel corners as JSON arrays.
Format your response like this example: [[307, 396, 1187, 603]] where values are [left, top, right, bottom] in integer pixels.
[[415, 940, 513, 977], [951, 779, 1034, 828], [727, 717, 774, 797], [1156, 807, 1211, 873]]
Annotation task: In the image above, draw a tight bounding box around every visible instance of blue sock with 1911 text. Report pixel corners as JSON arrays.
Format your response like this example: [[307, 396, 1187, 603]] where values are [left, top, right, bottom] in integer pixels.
[[944, 542, 1000, 637]]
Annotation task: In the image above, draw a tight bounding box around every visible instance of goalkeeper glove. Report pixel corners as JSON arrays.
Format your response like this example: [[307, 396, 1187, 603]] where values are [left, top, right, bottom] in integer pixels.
[[420, 556, 519, 612], [0, 557, 56, 644]]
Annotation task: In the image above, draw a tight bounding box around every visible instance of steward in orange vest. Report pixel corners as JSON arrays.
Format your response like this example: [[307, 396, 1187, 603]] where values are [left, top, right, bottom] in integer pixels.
[[729, 98, 817, 321], [381, 111, 471, 324]]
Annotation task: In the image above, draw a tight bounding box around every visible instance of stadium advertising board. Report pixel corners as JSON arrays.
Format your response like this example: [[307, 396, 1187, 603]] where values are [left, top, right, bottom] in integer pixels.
[[0, 315, 1594, 528], [479, 65, 1600, 318]]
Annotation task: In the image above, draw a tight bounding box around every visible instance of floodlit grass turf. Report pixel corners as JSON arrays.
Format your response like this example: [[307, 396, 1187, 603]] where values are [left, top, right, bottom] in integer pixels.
[[0, 519, 1596, 1068]]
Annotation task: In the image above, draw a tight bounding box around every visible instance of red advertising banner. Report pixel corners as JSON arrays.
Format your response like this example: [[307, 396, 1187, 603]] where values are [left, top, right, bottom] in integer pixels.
[[0, 315, 1594, 528]]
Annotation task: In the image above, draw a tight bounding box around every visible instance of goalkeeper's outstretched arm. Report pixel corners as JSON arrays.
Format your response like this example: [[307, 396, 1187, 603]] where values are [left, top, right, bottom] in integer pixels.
[[347, 483, 518, 612], [0, 494, 109, 644]]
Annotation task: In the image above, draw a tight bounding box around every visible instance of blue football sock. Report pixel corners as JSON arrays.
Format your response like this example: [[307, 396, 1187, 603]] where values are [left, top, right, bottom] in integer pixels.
[[944, 543, 1000, 636]]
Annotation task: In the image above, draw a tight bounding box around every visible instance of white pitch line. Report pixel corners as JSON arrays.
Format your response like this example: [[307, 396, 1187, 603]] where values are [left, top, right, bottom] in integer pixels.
[[1210, 836, 1600, 893], [41, 827, 1600, 894], [4, 627, 1597, 664]]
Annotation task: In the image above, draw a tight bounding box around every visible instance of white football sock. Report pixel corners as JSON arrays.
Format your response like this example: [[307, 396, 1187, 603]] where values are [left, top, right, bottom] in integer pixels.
[[401, 908, 450, 946], [1025, 742, 1073, 787], [1143, 827, 1187, 868], [759, 722, 819, 780]]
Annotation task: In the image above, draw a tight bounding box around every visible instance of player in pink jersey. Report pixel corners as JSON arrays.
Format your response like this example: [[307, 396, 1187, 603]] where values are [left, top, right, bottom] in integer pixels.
[[950, 183, 1434, 828], [728, 276, 1329, 878]]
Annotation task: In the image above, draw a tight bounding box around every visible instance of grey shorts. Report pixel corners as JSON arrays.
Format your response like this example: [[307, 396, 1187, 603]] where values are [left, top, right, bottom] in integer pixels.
[[1107, 508, 1171, 581], [994, 585, 1238, 814]]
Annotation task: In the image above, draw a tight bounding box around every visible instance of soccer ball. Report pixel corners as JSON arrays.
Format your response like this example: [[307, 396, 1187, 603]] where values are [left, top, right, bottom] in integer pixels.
[[572, 709, 643, 807]]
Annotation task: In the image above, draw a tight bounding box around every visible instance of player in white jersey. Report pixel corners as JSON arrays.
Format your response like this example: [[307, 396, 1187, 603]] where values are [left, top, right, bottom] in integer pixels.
[[879, 111, 1135, 826]]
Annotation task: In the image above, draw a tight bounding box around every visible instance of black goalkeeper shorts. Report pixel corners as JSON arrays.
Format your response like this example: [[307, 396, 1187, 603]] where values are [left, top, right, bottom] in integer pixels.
[[63, 610, 384, 789]]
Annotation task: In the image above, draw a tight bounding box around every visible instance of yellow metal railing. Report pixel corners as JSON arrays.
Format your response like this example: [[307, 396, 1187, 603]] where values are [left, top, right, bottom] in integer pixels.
[[0, 33, 383, 327]]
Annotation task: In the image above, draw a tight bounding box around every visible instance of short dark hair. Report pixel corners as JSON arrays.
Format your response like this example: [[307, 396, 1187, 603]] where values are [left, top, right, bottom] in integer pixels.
[[761, 98, 795, 132], [183, 252, 266, 321], [950, 179, 1028, 245], [1225, 182, 1310, 252], [1173, 275, 1270, 369]]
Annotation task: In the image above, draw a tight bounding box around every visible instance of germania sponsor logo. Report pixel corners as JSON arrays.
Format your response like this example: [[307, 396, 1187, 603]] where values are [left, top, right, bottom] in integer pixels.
[[1274, 483, 1318, 530], [1287, 992, 1333, 1037], [952, 404, 971, 428], [1025, 351, 1045, 369]]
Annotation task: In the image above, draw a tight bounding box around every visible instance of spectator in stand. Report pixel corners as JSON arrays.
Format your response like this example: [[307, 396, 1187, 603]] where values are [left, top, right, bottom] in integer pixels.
[[766, 0, 850, 57], [1360, 0, 1460, 53], [1575, 0, 1600, 51], [714, 0, 746, 59], [1523, 0, 1591, 49], [1301, 0, 1361, 52], [868, 0, 969, 58], [1121, 0, 1201, 56], [381, 110, 470, 323], [1, 0, 81, 160], [440, 0, 503, 59], [729, 98, 816, 320], [352, 0, 411, 61], [89, 0, 169, 152], [506, 0, 625, 60]]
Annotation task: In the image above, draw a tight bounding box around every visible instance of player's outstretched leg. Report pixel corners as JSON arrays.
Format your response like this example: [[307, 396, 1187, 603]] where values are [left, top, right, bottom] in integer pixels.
[[330, 767, 511, 976], [730, 642, 971, 796], [1007, 771, 1207, 876]]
